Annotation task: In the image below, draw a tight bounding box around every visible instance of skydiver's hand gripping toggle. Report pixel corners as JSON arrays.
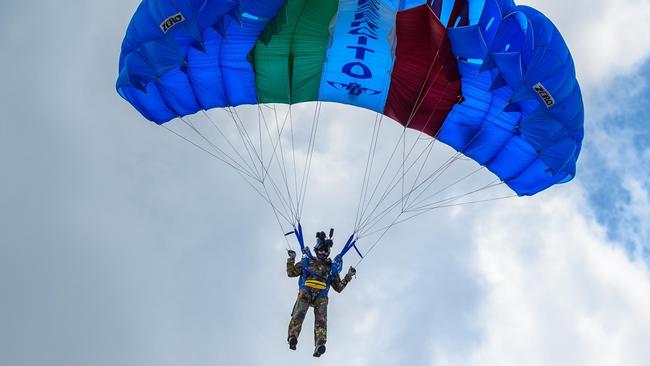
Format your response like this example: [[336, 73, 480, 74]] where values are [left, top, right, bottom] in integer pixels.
[[343, 266, 356, 282]]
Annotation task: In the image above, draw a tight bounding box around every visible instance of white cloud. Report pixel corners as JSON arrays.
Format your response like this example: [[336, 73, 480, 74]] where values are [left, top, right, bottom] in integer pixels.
[[431, 187, 650, 366]]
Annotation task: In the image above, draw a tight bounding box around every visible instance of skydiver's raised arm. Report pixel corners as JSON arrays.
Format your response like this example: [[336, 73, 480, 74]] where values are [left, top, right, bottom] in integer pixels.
[[331, 267, 356, 293], [286, 250, 302, 277]]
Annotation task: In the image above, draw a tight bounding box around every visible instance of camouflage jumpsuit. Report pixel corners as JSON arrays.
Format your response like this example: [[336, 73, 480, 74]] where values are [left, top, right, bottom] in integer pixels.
[[287, 256, 353, 346]]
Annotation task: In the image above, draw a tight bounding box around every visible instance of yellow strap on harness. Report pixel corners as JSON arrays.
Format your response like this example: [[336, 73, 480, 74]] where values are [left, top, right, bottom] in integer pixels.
[[304, 279, 327, 290]]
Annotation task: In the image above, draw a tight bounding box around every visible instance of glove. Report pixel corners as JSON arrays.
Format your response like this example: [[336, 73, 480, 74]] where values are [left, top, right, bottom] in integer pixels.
[[344, 266, 356, 282], [288, 250, 296, 259]]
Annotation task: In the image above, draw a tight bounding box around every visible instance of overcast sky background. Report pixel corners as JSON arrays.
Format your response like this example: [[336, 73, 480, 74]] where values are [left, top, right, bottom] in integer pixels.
[[1, 1, 649, 366]]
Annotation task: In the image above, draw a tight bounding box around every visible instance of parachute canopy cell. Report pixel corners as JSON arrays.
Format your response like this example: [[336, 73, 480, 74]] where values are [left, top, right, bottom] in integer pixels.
[[116, 0, 584, 196]]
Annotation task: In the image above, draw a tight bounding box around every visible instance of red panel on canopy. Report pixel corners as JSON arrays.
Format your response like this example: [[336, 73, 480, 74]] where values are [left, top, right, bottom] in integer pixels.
[[384, 5, 462, 137]]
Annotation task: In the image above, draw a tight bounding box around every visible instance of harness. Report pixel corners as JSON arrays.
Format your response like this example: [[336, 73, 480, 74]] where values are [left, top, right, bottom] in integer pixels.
[[298, 254, 335, 299], [286, 223, 363, 299]]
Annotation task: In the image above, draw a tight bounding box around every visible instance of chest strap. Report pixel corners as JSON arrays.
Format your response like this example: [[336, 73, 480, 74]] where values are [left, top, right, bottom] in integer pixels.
[[299, 256, 333, 298]]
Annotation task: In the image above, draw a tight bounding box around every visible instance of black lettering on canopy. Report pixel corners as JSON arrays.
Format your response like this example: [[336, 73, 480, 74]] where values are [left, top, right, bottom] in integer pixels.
[[160, 12, 185, 34]]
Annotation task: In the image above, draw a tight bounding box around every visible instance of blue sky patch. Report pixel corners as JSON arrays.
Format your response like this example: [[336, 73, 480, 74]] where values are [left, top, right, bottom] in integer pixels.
[[581, 61, 650, 260]]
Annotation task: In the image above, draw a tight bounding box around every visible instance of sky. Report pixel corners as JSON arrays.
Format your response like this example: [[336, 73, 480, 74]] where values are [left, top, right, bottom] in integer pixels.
[[1, 1, 649, 366]]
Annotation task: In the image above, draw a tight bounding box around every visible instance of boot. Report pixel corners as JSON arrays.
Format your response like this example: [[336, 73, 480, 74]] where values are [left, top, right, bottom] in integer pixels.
[[288, 336, 298, 351], [313, 343, 326, 357]]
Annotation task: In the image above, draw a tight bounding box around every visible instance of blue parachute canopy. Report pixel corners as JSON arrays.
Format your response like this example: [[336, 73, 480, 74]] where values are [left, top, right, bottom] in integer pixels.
[[117, 0, 584, 196]]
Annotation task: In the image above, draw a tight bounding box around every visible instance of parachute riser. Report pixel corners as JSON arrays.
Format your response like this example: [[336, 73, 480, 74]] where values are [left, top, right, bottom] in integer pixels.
[[332, 233, 363, 274], [285, 223, 313, 258]]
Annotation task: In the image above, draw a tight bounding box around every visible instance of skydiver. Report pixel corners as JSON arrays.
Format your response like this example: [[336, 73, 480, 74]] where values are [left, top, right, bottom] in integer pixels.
[[286, 230, 356, 357]]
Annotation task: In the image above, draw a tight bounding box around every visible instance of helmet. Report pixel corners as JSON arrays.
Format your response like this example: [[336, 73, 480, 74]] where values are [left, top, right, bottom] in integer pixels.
[[315, 230, 334, 260]]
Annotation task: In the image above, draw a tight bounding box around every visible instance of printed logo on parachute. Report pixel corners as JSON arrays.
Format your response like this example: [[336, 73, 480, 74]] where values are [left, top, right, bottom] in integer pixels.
[[328, 0, 383, 96], [533, 82, 556, 108], [160, 12, 185, 34], [328, 82, 381, 96]]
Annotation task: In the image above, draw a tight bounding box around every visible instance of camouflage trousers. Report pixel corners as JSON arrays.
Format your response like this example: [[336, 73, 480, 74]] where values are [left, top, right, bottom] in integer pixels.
[[288, 288, 328, 345]]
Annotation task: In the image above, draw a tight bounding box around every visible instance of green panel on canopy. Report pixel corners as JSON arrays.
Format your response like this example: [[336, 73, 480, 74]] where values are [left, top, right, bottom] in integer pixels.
[[252, 0, 338, 104]]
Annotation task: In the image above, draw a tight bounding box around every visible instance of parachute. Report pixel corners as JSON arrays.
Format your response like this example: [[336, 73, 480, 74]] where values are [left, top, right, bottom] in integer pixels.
[[116, 0, 584, 265]]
